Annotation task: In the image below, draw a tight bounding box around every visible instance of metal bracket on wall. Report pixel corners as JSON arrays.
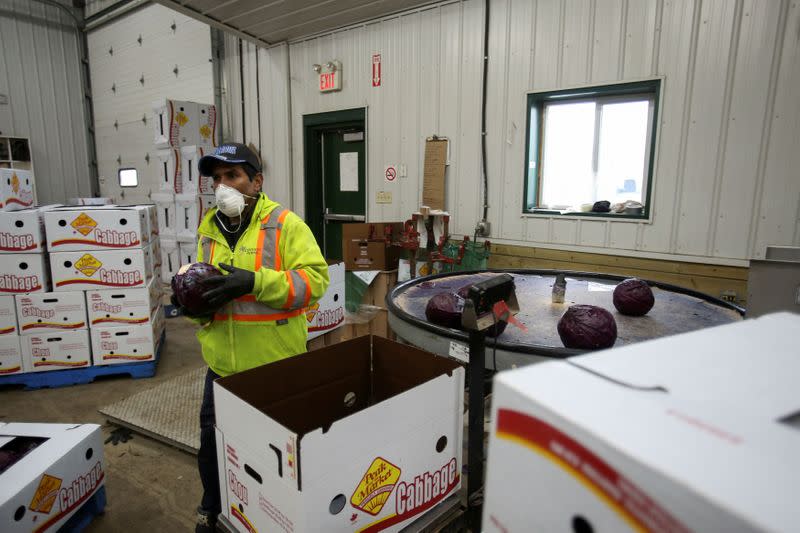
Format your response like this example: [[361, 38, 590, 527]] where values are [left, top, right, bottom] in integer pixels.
[[139, 74, 145, 86], [145, 153, 150, 164], [137, 34, 142, 45], [173, 65, 179, 77]]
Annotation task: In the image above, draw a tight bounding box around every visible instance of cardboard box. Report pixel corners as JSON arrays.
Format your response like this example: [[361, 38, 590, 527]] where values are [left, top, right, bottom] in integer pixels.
[[67, 197, 114, 206], [214, 336, 464, 533], [0, 423, 105, 532], [180, 146, 215, 194], [343, 222, 404, 271], [15, 292, 87, 334], [0, 205, 59, 253], [176, 193, 215, 242], [86, 276, 160, 327], [151, 192, 176, 238], [146, 237, 161, 274], [0, 253, 49, 294], [178, 241, 197, 265], [159, 237, 179, 284], [306, 261, 345, 341], [196, 103, 218, 149], [0, 295, 18, 336], [0, 335, 23, 375], [145, 204, 159, 239], [156, 148, 182, 193], [482, 313, 800, 533], [1, 168, 35, 212], [152, 98, 199, 148], [50, 249, 150, 291], [44, 206, 149, 251], [90, 308, 162, 365], [21, 329, 91, 371]]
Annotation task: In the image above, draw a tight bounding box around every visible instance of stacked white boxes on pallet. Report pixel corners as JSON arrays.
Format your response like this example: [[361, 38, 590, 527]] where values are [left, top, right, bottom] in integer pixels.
[[0, 206, 55, 375], [42, 205, 164, 368], [151, 98, 218, 284]]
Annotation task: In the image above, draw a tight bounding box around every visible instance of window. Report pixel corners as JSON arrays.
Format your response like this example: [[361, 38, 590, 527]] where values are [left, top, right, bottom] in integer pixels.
[[118, 168, 138, 187], [524, 79, 660, 217]]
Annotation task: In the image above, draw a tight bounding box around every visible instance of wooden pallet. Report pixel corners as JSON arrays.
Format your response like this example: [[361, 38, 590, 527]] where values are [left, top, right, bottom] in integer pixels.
[[0, 332, 165, 390]]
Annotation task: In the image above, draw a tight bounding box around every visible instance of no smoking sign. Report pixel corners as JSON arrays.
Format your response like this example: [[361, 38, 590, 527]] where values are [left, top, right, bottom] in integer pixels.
[[384, 165, 397, 182]]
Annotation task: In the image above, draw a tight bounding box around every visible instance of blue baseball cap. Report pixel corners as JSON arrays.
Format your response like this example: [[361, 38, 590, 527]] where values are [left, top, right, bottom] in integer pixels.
[[198, 142, 261, 177]]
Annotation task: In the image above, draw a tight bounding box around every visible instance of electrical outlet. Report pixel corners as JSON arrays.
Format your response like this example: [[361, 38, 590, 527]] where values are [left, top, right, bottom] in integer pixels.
[[475, 220, 491, 237]]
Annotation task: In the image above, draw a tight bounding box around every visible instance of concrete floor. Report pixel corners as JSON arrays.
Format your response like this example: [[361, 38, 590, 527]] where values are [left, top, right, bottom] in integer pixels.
[[1, 318, 207, 531]]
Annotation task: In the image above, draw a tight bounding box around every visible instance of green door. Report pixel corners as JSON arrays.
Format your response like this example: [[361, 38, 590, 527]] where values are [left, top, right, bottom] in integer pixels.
[[321, 130, 365, 259], [303, 108, 366, 260]]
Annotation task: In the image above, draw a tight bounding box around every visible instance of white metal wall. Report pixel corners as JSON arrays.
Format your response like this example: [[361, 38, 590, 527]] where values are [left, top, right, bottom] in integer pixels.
[[87, 3, 214, 204], [221, 36, 294, 208], [84, 0, 122, 19], [230, 0, 800, 265], [0, 0, 94, 203]]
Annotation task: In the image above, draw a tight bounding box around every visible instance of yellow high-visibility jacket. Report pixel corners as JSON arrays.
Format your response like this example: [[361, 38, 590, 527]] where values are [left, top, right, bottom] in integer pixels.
[[194, 192, 329, 377]]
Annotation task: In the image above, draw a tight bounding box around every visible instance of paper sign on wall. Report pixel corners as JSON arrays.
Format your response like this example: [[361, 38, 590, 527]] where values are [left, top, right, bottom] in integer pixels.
[[339, 152, 359, 192], [423, 139, 448, 210]]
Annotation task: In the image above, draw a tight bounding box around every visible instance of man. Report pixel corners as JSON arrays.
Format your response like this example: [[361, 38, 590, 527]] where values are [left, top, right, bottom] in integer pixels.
[[172, 142, 329, 532]]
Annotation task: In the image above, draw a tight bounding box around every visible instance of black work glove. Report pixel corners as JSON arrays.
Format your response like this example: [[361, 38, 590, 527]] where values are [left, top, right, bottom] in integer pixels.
[[202, 263, 255, 309], [104, 427, 133, 446]]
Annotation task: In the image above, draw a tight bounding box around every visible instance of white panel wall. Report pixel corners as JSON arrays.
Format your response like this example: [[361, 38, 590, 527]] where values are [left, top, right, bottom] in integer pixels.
[[0, 0, 94, 203], [87, 3, 213, 204], [229, 0, 800, 264]]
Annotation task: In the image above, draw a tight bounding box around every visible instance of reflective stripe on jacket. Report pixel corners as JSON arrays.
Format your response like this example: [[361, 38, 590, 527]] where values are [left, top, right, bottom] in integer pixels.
[[194, 192, 329, 377]]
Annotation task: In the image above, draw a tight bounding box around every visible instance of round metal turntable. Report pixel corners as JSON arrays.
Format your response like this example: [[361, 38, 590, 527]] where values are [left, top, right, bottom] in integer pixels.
[[386, 269, 744, 370]]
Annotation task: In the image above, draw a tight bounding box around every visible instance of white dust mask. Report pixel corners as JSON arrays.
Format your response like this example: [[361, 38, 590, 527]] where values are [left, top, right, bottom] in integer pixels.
[[214, 183, 255, 218]]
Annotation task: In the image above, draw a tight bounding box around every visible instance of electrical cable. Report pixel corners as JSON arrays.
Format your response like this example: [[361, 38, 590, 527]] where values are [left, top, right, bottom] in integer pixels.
[[480, 0, 490, 222]]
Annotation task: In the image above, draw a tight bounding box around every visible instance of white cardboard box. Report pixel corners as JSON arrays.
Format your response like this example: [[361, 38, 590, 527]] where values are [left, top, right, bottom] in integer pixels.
[[482, 313, 800, 533], [0, 423, 105, 532], [151, 192, 176, 238], [178, 241, 197, 265], [176, 193, 215, 242], [0, 253, 49, 294], [50, 249, 150, 291], [0, 168, 35, 212], [306, 261, 345, 341], [180, 145, 205, 193], [21, 329, 91, 372], [145, 204, 159, 239], [156, 148, 182, 193], [0, 295, 18, 336], [196, 103, 218, 149], [44, 206, 149, 252], [152, 98, 199, 148], [15, 291, 87, 334], [67, 197, 114, 206], [86, 276, 160, 327], [214, 336, 464, 533], [159, 237, 179, 284], [0, 335, 23, 375], [0, 205, 60, 253], [90, 308, 163, 365], [148, 237, 162, 274]]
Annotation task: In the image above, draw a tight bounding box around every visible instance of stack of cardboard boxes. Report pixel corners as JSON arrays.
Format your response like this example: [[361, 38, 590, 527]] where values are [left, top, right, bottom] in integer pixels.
[[0, 205, 165, 376], [0, 206, 54, 375], [44, 206, 164, 369], [150, 98, 218, 283]]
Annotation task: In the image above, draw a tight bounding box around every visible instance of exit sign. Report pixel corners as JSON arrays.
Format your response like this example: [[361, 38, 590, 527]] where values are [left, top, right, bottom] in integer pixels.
[[319, 69, 341, 92]]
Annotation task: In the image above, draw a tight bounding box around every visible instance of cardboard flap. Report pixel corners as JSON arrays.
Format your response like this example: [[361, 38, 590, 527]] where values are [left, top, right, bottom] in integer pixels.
[[569, 313, 800, 418]]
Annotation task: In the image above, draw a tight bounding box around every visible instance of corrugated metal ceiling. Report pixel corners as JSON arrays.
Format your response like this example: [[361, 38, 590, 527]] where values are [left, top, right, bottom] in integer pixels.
[[153, 0, 440, 45]]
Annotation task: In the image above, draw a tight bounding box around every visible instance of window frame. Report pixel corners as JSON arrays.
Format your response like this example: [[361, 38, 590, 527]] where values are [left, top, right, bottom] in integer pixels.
[[523, 79, 662, 220]]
